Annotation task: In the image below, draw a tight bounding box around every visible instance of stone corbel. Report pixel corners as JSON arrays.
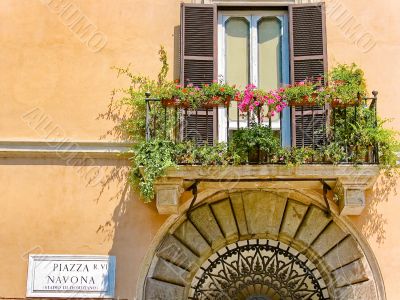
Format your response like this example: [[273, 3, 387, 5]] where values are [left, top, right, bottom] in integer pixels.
[[334, 177, 373, 216], [154, 178, 184, 214]]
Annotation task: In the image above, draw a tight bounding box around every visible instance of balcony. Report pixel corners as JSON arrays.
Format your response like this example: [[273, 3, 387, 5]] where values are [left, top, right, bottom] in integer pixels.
[[142, 91, 382, 216], [144, 91, 380, 165]]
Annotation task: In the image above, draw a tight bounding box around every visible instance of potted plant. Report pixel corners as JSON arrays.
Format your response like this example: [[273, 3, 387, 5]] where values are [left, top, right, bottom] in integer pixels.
[[174, 83, 203, 109], [326, 63, 367, 108], [201, 81, 237, 108], [322, 142, 347, 164], [283, 80, 323, 106], [158, 80, 181, 107], [230, 123, 280, 164]]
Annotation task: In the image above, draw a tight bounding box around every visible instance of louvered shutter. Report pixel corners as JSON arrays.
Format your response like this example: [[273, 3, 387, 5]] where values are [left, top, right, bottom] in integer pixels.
[[289, 3, 328, 148], [180, 3, 217, 145]]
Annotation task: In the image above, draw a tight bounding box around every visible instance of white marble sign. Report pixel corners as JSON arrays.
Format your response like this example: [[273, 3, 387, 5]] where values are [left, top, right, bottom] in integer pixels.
[[26, 255, 116, 298]]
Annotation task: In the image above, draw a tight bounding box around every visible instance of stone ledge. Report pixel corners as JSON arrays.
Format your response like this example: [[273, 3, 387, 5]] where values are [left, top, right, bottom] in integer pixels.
[[153, 165, 379, 215], [161, 164, 379, 180]]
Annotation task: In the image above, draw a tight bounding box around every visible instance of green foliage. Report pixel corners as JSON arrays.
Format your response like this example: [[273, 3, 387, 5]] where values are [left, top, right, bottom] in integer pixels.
[[330, 106, 399, 168], [131, 140, 240, 201], [283, 80, 323, 105], [230, 124, 280, 163], [129, 139, 177, 202], [202, 81, 238, 100], [106, 46, 173, 142], [326, 63, 367, 104], [322, 142, 347, 164], [273, 147, 316, 166]]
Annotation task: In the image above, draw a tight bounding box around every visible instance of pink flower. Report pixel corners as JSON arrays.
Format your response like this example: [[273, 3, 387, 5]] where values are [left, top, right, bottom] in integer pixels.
[[298, 81, 305, 86]]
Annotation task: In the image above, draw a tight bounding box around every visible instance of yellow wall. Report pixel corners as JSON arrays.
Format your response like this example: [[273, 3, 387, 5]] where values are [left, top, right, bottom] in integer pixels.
[[0, 0, 399, 299]]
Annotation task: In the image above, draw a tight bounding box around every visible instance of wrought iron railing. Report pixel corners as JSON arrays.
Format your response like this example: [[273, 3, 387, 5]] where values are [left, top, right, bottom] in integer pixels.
[[144, 91, 379, 164]]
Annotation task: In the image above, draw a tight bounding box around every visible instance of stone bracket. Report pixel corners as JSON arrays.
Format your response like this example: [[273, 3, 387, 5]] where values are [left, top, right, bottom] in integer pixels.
[[154, 179, 184, 215], [334, 178, 370, 216]]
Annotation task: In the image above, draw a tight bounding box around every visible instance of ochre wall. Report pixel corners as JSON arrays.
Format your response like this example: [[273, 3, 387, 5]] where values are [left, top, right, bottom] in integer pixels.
[[0, 0, 182, 141], [325, 0, 400, 298], [0, 158, 168, 298], [0, 0, 399, 299]]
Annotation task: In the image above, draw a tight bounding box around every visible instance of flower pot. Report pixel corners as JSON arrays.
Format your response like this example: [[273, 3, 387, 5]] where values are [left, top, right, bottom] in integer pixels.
[[179, 100, 190, 109], [202, 101, 220, 109], [161, 98, 178, 107], [288, 93, 319, 106], [248, 147, 269, 164], [201, 96, 231, 109], [330, 99, 360, 108], [222, 96, 231, 107], [365, 145, 375, 163]]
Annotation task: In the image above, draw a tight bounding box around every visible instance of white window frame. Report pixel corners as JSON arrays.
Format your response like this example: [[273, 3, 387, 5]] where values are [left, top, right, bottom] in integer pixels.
[[217, 10, 291, 147]]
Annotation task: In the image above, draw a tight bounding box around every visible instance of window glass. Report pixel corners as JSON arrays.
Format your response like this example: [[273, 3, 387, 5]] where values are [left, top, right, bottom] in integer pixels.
[[258, 17, 282, 129], [218, 11, 289, 144], [225, 17, 249, 122]]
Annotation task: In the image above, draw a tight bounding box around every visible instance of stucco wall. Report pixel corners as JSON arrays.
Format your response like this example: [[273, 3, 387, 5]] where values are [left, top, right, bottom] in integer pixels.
[[0, 0, 399, 299]]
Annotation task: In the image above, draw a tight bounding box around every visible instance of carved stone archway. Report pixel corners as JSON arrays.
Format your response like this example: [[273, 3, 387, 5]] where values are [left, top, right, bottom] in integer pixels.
[[139, 190, 385, 300]]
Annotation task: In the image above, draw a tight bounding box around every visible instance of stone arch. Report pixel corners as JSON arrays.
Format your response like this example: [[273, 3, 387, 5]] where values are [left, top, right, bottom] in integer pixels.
[[138, 190, 385, 300]]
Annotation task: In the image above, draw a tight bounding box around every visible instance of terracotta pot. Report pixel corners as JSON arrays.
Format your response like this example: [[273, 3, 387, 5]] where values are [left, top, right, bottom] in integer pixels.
[[222, 96, 232, 107], [202, 96, 232, 109], [179, 100, 190, 109], [330, 99, 360, 108], [160, 98, 178, 107], [248, 147, 269, 164], [288, 93, 319, 106], [202, 101, 220, 109]]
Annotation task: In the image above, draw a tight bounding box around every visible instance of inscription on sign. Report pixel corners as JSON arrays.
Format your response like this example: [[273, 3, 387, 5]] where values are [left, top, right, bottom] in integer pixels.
[[26, 255, 116, 298]]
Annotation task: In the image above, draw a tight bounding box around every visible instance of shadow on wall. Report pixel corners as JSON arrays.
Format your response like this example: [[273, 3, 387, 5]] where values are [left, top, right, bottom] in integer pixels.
[[93, 24, 181, 299], [94, 163, 168, 299], [353, 172, 398, 245]]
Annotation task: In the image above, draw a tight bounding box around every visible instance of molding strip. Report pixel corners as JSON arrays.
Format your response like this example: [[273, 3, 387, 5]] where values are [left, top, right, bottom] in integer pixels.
[[0, 140, 131, 159]]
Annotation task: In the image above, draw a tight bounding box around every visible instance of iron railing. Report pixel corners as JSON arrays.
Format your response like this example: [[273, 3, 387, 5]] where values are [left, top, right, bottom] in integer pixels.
[[144, 91, 379, 164]]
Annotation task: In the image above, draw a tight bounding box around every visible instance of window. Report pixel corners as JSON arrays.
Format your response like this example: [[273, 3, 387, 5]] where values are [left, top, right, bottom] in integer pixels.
[[217, 11, 291, 146], [180, 3, 327, 147]]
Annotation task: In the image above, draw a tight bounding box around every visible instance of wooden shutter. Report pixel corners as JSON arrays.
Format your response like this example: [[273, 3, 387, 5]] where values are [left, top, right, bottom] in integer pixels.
[[180, 3, 217, 145], [289, 3, 328, 148]]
